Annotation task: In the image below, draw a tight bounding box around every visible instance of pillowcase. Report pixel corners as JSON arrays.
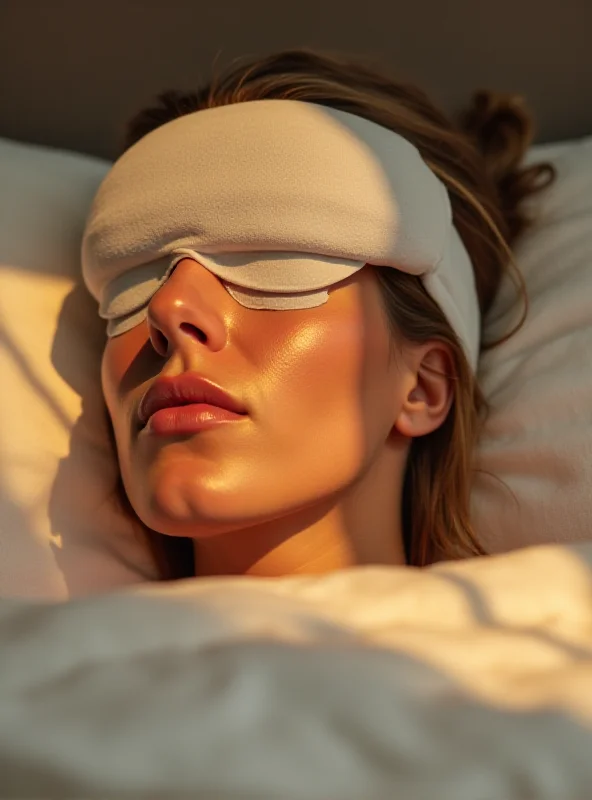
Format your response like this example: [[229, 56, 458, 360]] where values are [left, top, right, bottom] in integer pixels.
[[0, 137, 158, 599], [0, 131, 590, 598], [471, 136, 592, 552]]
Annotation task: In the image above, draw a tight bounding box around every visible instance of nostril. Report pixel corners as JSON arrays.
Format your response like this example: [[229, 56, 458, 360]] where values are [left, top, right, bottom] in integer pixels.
[[154, 330, 169, 356], [180, 322, 207, 344], [152, 329, 168, 355]]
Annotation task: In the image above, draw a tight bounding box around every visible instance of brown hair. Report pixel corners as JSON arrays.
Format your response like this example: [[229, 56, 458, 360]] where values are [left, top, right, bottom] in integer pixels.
[[109, 47, 556, 577]]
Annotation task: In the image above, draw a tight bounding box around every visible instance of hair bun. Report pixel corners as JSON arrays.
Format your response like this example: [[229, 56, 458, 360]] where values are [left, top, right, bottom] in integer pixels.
[[461, 90, 533, 181], [459, 90, 555, 243]]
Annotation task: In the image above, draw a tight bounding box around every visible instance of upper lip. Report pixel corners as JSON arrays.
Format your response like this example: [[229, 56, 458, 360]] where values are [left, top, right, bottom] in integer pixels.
[[138, 372, 247, 427]]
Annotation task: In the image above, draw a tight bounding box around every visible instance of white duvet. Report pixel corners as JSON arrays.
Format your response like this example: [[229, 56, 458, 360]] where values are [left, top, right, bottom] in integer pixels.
[[1, 542, 592, 799]]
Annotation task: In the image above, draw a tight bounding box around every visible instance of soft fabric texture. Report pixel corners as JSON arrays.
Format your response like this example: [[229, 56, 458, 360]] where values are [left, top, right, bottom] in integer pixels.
[[0, 137, 158, 599], [471, 136, 592, 552], [1, 542, 592, 798], [0, 129, 591, 599], [81, 100, 480, 370]]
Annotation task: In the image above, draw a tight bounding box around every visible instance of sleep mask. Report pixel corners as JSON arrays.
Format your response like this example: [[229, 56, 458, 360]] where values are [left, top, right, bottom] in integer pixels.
[[81, 99, 480, 370]]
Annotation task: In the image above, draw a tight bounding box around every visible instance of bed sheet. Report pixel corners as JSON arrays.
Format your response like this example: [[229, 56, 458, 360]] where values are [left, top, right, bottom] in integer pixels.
[[1, 542, 592, 799]]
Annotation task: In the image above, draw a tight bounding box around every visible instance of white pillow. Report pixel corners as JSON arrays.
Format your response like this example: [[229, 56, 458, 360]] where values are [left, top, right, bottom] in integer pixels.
[[0, 138, 158, 599], [472, 136, 592, 552], [0, 132, 590, 599]]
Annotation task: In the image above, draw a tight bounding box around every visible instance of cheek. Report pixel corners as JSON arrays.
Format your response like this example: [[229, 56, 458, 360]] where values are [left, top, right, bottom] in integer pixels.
[[261, 316, 364, 405], [101, 341, 119, 419], [101, 326, 147, 423], [255, 305, 392, 453]]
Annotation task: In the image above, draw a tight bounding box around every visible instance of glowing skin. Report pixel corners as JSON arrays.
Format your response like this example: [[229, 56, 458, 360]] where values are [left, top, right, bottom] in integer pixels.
[[102, 258, 453, 577]]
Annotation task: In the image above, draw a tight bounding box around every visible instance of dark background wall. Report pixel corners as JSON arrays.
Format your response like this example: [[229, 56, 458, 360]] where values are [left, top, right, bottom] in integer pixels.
[[1, 0, 590, 160]]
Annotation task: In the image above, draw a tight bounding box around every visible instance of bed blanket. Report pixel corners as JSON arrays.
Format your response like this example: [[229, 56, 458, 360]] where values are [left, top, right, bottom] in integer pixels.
[[1, 542, 592, 799]]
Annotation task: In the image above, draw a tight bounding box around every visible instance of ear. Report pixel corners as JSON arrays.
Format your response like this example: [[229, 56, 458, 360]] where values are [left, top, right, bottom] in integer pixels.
[[393, 341, 455, 439]]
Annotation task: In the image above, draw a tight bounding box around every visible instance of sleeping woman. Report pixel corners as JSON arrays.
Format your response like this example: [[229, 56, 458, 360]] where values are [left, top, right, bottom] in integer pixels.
[[81, 47, 555, 581]]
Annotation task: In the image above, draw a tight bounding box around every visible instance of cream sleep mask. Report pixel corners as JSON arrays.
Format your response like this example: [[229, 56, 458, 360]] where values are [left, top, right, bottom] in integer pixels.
[[80, 99, 481, 370]]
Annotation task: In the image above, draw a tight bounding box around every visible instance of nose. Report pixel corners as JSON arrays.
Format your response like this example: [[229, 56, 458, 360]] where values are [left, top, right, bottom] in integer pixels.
[[145, 258, 228, 357]]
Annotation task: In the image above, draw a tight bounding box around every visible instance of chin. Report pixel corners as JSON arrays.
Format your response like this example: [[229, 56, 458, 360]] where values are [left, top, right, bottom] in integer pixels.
[[136, 473, 264, 539], [128, 456, 334, 539]]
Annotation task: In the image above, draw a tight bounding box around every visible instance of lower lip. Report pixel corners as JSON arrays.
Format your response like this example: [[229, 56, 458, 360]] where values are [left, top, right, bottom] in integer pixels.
[[143, 404, 247, 436]]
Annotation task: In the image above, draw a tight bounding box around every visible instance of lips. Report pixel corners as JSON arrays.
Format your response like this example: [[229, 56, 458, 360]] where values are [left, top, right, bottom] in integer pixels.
[[138, 372, 247, 428]]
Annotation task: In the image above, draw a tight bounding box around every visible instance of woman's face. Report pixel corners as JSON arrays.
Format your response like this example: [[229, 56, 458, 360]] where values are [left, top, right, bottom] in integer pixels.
[[101, 257, 413, 542]]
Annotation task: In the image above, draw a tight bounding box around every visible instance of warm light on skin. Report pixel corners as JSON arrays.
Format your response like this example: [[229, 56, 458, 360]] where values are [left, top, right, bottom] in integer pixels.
[[101, 258, 454, 578]]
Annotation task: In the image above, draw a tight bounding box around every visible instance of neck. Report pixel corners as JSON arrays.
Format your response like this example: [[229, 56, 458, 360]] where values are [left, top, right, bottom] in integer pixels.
[[194, 504, 355, 578]]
